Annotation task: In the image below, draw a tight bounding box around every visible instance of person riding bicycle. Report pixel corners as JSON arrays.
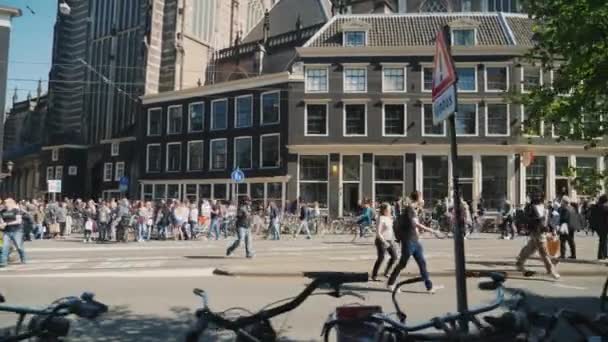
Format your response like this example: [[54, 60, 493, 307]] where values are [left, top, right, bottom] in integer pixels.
[[356, 199, 374, 239]]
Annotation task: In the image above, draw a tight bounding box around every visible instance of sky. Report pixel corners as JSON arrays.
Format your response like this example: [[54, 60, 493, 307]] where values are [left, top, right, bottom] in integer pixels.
[[2, 0, 55, 109]]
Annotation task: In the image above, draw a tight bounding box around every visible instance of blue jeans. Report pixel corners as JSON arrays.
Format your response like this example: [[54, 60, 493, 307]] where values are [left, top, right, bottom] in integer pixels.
[[1, 229, 26, 266], [34, 224, 45, 239], [269, 218, 280, 240], [137, 223, 146, 241], [359, 224, 371, 238], [387, 240, 433, 290], [227, 227, 254, 257], [208, 218, 221, 240]]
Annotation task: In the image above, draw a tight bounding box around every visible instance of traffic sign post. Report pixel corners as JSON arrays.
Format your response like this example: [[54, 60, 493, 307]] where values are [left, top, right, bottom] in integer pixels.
[[231, 167, 245, 203], [119, 176, 129, 194], [433, 26, 469, 331]]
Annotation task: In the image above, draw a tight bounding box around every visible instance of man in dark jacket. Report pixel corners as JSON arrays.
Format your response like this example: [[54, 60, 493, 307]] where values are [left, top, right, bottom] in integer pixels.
[[558, 196, 578, 259], [226, 197, 254, 258], [591, 195, 608, 260]]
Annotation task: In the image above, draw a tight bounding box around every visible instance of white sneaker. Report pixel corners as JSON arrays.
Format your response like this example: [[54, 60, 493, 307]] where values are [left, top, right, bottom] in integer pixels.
[[427, 285, 444, 294], [550, 272, 561, 280]]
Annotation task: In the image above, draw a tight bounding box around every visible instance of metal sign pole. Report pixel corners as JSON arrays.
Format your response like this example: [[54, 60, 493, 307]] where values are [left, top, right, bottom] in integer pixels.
[[443, 25, 469, 332]]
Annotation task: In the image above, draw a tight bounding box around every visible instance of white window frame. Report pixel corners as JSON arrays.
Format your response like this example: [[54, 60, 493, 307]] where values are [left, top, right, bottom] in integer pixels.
[[55, 166, 63, 180], [421, 103, 446, 137], [451, 28, 477, 46], [484, 65, 510, 93], [456, 66, 478, 93], [187, 140, 204, 172], [147, 107, 162, 136], [343, 103, 367, 137], [304, 102, 329, 137], [455, 103, 479, 137], [111, 142, 119, 157], [485, 103, 510, 137], [297, 154, 330, 209], [166, 105, 183, 135], [520, 66, 543, 93], [210, 98, 228, 131], [165, 142, 182, 173], [382, 66, 407, 93], [260, 133, 281, 169], [114, 162, 125, 181], [342, 30, 367, 47], [343, 67, 368, 93], [382, 103, 407, 137], [146, 143, 161, 173], [520, 104, 544, 137], [305, 66, 329, 94], [188, 101, 205, 133], [46, 166, 54, 181], [209, 138, 228, 171], [260, 90, 281, 126], [51, 149, 59, 161], [233, 136, 253, 170], [373, 154, 406, 204], [103, 163, 113, 182], [234, 94, 254, 128], [68, 166, 78, 176]]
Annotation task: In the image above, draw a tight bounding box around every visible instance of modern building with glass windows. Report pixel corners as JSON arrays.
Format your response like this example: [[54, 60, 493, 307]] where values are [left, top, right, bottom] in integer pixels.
[[288, 12, 605, 217]]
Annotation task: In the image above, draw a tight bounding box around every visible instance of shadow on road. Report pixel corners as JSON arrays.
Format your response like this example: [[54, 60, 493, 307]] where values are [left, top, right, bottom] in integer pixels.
[[184, 256, 227, 260]]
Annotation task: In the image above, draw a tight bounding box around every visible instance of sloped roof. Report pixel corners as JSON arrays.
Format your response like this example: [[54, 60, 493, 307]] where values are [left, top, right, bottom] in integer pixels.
[[304, 13, 534, 47], [242, 0, 331, 43]]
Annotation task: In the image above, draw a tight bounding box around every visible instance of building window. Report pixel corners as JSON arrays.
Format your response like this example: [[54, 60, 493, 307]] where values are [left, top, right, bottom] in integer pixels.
[[210, 139, 227, 171], [305, 104, 328, 136], [423, 104, 446, 136], [485, 66, 508, 92], [455, 103, 477, 136], [143, 184, 153, 201], [299, 155, 328, 208], [486, 104, 509, 136], [147, 108, 162, 136], [213, 183, 227, 200], [521, 66, 541, 92], [250, 183, 265, 206], [452, 29, 475, 46], [189, 0, 217, 43], [526, 156, 546, 198], [68, 166, 78, 176], [577, 157, 597, 178], [383, 104, 406, 136], [261, 134, 280, 168], [103, 163, 113, 182], [199, 184, 211, 199], [457, 67, 477, 92], [167, 105, 183, 134], [267, 183, 283, 208], [114, 162, 125, 181], [423, 156, 449, 208], [187, 141, 204, 171], [261, 91, 280, 125], [153, 184, 166, 200], [167, 184, 180, 200], [305, 67, 328, 93], [189, 102, 204, 132], [456, 156, 474, 203], [555, 156, 570, 197], [211, 99, 228, 131], [235, 95, 253, 128], [486, 0, 518, 12], [146, 144, 161, 173], [422, 67, 433, 92], [185, 184, 197, 203], [481, 156, 508, 211], [234, 137, 252, 169], [375, 156, 404, 204], [344, 104, 366, 136], [166, 143, 182, 172], [111, 142, 119, 156], [51, 149, 59, 161], [55, 166, 63, 180], [343, 31, 366, 47], [521, 105, 543, 136], [46, 167, 54, 181], [343, 155, 360, 182], [382, 67, 406, 92], [343, 68, 367, 93]]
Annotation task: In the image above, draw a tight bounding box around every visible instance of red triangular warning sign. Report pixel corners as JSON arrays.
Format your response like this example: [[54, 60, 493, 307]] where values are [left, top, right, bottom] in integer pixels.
[[432, 31, 457, 100]]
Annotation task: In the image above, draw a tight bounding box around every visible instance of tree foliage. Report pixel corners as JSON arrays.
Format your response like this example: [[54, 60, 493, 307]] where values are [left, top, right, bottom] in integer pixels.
[[520, 0, 608, 143], [564, 166, 607, 198]]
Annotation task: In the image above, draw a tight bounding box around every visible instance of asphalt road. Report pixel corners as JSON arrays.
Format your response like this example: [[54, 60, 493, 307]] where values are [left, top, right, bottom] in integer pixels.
[[0, 233, 606, 341]]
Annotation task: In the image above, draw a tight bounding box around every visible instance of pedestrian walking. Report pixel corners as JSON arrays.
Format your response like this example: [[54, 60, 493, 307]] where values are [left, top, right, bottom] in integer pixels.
[[356, 200, 374, 239], [83, 215, 94, 243], [207, 201, 222, 240], [500, 200, 515, 240], [590, 195, 608, 260], [515, 192, 560, 279], [226, 197, 255, 258], [0, 198, 27, 267], [558, 196, 578, 259], [267, 201, 281, 240], [371, 203, 397, 281], [387, 191, 441, 293], [97, 201, 111, 241], [188, 202, 199, 239], [57, 202, 67, 238], [294, 200, 312, 239]]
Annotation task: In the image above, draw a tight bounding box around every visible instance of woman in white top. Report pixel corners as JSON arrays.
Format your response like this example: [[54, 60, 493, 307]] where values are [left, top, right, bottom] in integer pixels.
[[371, 203, 398, 281]]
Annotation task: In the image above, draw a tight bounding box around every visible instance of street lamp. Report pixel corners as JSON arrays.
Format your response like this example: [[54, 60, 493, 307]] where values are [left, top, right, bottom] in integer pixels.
[[59, 1, 71, 16], [6, 161, 13, 174]]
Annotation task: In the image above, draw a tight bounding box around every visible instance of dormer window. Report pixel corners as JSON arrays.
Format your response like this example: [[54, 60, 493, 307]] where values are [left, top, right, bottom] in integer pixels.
[[344, 31, 366, 47], [452, 28, 475, 46]]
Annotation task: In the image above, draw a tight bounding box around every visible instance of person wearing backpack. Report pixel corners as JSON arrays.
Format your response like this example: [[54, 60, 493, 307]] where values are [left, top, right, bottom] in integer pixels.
[[387, 191, 441, 294], [515, 192, 560, 279], [294, 201, 312, 239]]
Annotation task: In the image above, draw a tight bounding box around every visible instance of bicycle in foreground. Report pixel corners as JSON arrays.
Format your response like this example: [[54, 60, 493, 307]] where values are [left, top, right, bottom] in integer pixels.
[[0, 292, 107, 341]]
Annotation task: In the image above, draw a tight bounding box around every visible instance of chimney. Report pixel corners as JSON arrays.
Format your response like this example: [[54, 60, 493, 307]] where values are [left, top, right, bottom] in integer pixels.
[[263, 9, 270, 44], [295, 14, 302, 40]]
